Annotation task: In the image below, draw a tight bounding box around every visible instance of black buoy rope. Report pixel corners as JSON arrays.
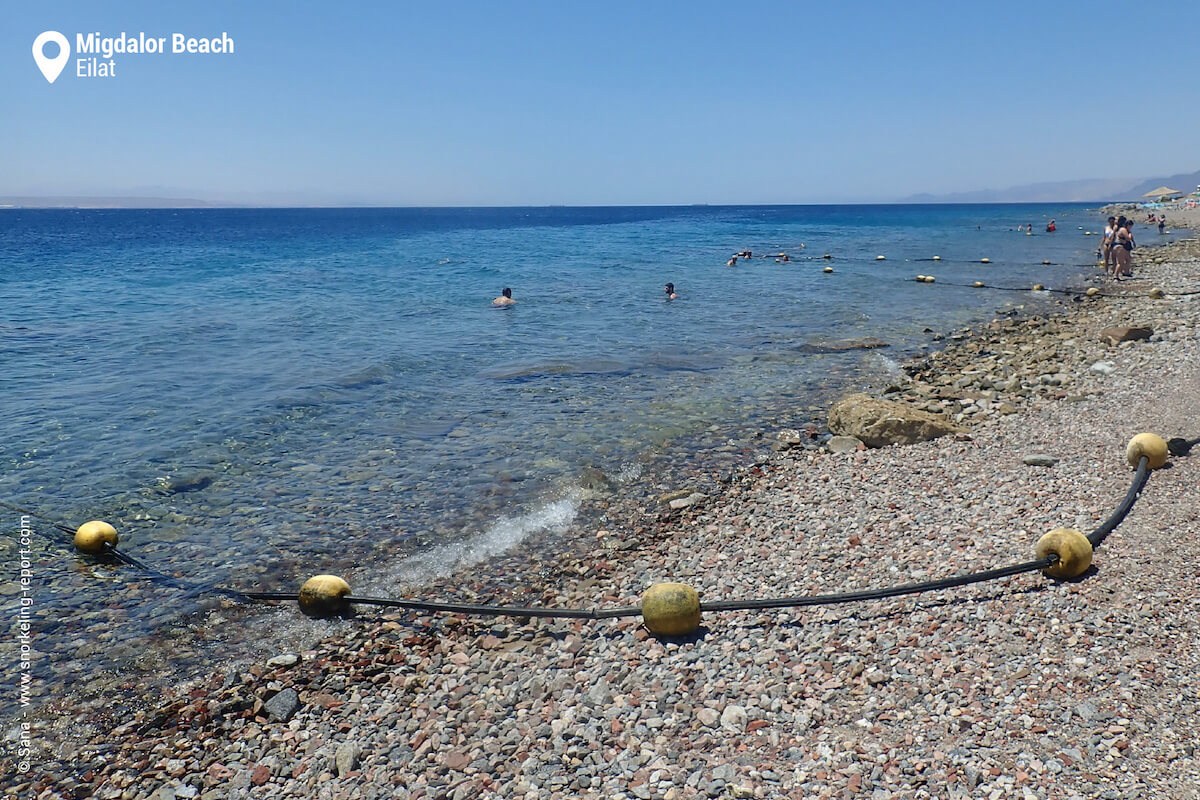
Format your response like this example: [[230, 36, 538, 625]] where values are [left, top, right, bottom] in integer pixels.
[[1, 499, 253, 602], [1088, 456, 1150, 548], [0, 439, 1167, 624], [1167, 436, 1199, 456], [699, 556, 1057, 613]]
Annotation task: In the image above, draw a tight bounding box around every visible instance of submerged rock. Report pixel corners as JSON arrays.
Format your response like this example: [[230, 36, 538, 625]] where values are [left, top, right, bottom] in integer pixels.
[[796, 337, 890, 354], [827, 393, 965, 448], [657, 488, 696, 504], [156, 472, 215, 495], [669, 492, 707, 510], [578, 466, 614, 494]]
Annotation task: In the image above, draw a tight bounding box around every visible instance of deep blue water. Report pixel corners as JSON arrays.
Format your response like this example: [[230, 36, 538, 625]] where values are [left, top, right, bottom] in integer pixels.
[[0, 203, 1109, 604]]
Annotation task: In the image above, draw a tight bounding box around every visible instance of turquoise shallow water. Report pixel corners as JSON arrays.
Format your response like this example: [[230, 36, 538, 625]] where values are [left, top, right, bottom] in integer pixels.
[[0, 203, 1110, 676]]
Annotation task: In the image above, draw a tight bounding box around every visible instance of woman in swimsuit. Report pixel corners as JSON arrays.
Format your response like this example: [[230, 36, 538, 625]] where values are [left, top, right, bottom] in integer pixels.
[[1113, 221, 1134, 279], [1103, 216, 1120, 275]]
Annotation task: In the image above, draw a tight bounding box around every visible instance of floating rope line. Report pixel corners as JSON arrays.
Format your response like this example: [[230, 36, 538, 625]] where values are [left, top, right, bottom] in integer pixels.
[[906, 279, 1200, 298], [0, 436, 1174, 636]]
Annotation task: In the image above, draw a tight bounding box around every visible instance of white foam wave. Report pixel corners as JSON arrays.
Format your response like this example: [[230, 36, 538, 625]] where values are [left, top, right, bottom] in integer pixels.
[[366, 493, 581, 593], [615, 462, 643, 482], [870, 352, 903, 379]]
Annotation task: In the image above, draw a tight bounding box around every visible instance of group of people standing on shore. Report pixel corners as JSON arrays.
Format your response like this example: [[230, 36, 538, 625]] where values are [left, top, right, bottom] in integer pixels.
[[1101, 215, 1136, 280]]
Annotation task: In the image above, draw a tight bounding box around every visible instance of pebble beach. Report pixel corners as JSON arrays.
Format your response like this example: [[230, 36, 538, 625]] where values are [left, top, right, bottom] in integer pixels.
[[11, 209, 1200, 799]]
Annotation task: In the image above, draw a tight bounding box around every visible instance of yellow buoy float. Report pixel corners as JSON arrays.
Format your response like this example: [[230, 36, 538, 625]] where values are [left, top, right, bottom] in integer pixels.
[[299, 574, 353, 617], [1033, 284, 1045, 291], [1126, 433, 1168, 470], [823, 266, 833, 273], [1086, 287, 1099, 297], [916, 275, 926, 282], [981, 257, 991, 264], [973, 281, 985, 288], [74, 521, 118, 554], [924, 275, 935, 283], [931, 255, 941, 261], [641, 582, 701, 636], [876, 255, 886, 261], [1035, 528, 1093, 579]]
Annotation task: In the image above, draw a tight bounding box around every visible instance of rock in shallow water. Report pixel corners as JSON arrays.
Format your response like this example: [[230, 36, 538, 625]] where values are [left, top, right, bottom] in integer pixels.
[[157, 472, 215, 494], [795, 336, 890, 354], [668, 492, 707, 509]]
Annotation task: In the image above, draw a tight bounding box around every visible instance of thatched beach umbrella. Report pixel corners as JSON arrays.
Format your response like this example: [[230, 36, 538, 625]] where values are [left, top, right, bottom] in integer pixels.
[[1142, 186, 1183, 200]]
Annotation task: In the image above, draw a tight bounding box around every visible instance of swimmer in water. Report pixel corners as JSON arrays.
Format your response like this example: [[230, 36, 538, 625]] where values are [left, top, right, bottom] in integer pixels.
[[664, 282, 677, 300], [492, 287, 515, 307], [726, 256, 738, 266]]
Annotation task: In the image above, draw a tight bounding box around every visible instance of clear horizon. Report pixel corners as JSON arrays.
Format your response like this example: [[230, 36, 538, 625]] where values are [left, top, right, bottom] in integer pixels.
[[6, 1, 1200, 206], [0, 199, 1131, 209]]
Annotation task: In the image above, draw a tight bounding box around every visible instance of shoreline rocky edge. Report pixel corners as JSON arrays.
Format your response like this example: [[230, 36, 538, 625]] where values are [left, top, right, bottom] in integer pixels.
[[11, 214, 1200, 799]]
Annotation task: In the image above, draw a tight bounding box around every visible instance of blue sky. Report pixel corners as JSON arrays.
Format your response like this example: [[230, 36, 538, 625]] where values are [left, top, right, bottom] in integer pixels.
[[5, 1, 1199, 205]]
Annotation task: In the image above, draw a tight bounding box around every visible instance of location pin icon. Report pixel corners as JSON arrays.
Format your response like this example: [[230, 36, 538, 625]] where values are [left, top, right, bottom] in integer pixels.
[[33, 31, 70, 84]]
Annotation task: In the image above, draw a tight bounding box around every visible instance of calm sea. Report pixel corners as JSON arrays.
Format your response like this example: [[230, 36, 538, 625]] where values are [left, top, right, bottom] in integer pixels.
[[0, 203, 1115, 683]]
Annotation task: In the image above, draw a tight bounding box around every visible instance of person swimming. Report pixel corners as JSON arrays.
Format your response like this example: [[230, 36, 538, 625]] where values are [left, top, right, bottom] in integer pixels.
[[664, 282, 677, 300], [492, 287, 515, 306], [726, 256, 738, 266]]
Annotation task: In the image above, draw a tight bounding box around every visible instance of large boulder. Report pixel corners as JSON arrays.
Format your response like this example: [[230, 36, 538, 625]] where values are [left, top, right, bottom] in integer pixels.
[[828, 393, 965, 448]]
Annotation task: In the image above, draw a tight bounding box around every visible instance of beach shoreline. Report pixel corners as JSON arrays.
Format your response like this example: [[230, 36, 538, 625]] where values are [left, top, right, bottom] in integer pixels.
[[10, 207, 1200, 798]]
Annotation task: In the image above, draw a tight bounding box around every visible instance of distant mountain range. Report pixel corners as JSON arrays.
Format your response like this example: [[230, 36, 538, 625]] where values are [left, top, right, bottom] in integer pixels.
[[903, 169, 1200, 204], [0, 195, 232, 209], [4, 168, 1198, 208]]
